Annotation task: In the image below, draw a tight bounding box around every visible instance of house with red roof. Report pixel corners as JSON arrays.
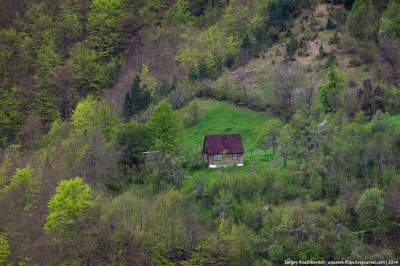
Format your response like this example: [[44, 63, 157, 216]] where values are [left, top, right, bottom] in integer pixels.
[[202, 134, 244, 168]]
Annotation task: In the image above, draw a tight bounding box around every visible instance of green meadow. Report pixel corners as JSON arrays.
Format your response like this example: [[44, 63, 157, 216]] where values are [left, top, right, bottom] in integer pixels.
[[181, 99, 284, 188], [182, 99, 282, 155]]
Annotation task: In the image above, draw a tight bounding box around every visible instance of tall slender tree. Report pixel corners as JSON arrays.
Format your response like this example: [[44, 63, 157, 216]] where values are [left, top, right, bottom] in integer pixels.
[[123, 75, 150, 119]]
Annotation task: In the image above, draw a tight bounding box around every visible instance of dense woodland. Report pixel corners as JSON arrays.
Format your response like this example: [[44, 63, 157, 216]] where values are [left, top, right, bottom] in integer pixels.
[[1, 0, 400, 265]]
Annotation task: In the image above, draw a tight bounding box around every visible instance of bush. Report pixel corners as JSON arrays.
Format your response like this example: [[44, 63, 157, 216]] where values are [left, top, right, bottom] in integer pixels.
[[355, 188, 385, 237], [267, 243, 285, 264], [0, 235, 10, 265], [296, 241, 322, 260], [182, 101, 202, 128]]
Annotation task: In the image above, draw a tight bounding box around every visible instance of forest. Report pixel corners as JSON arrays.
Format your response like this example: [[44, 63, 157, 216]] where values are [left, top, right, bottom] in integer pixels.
[[1, 0, 400, 265]]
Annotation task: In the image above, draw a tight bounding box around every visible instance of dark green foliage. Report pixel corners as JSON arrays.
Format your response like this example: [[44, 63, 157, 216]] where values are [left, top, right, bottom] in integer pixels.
[[123, 75, 151, 119], [2, 0, 400, 264], [326, 0, 355, 10], [265, 0, 299, 31], [113, 121, 151, 165], [356, 188, 386, 238], [187, 0, 219, 17], [296, 241, 322, 260], [0, 88, 21, 146], [318, 64, 345, 114], [379, 1, 400, 41], [326, 52, 337, 67], [285, 36, 298, 60], [346, 0, 379, 40]]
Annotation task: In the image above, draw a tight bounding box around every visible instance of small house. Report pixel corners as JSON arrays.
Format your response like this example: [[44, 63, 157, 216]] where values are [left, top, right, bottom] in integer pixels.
[[202, 134, 244, 168]]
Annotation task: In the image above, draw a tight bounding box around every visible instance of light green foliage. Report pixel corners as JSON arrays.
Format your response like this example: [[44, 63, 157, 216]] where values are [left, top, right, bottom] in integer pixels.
[[100, 192, 148, 236], [146, 190, 188, 254], [379, 167, 397, 191], [24, 3, 55, 42], [71, 95, 118, 139], [59, 9, 84, 48], [71, 96, 97, 134], [5, 167, 33, 190], [166, 0, 192, 25], [147, 100, 182, 153], [355, 188, 385, 234], [140, 65, 159, 98], [183, 234, 231, 266], [0, 235, 10, 265], [70, 43, 109, 96], [379, 1, 400, 41], [296, 241, 322, 260], [267, 243, 285, 264], [220, 0, 263, 41], [178, 25, 240, 78], [182, 100, 202, 128], [139, 0, 165, 24], [44, 177, 93, 234], [318, 64, 345, 114], [3, 167, 40, 211], [88, 0, 129, 59], [383, 87, 400, 113], [278, 126, 294, 167], [225, 224, 256, 265], [179, 0, 271, 79], [258, 120, 281, 155], [36, 30, 61, 83]]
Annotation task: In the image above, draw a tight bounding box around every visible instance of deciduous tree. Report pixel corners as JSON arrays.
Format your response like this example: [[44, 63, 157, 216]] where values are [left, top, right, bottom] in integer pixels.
[[147, 101, 182, 153], [44, 177, 93, 235]]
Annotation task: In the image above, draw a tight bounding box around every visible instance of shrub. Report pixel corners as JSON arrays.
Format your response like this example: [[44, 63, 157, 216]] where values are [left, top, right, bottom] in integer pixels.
[[0, 235, 10, 265], [296, 241, 322, 260], [182, 101, 202, 128], [355, 188, 385, 237]]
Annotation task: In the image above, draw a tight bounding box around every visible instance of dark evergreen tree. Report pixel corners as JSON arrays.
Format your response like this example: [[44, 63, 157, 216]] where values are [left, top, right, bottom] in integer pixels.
[[123, 75, 150, 119]]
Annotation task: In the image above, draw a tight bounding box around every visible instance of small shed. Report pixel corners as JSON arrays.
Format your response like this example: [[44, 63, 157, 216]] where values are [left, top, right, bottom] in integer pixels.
[[202, 134, 244, 168]]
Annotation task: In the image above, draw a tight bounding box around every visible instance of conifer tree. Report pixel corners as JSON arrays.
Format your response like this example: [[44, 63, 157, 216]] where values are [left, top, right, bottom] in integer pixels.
[[123, 75, 150, 119]]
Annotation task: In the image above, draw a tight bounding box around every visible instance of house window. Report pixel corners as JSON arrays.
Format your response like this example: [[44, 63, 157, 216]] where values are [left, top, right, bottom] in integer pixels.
[[229, 154, 239, 160], [213, 155, 222, 161]]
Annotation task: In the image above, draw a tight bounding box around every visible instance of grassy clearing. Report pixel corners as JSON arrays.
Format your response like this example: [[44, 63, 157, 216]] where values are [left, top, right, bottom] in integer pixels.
[[183, 150, 278, 191], [181, 99, 283, 189], [182, 99, 283, 155], [387, 114, 400, 127]]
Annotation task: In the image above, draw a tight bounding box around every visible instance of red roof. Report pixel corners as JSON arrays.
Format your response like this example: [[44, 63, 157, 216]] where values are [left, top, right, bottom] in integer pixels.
[[203, 134, 244, 155]]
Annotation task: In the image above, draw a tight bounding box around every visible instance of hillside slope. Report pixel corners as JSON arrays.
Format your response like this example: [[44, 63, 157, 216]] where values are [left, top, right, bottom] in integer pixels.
[[182, 99, 282, 154]]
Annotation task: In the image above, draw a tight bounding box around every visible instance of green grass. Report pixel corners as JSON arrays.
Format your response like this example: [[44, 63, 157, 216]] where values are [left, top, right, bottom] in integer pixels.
[[181, 99, 283, 189], [183, 150, 277, 191], [387, 114, 400, 127], [182, 99, 282, 155], [364, 113, 400, 129]]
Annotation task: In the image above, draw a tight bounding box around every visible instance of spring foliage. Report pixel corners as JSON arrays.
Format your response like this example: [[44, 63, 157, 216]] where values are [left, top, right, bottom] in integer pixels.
[[0, 235, 10, 265], [44, 177, 93, 234], [147, 101, 182, 153]]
